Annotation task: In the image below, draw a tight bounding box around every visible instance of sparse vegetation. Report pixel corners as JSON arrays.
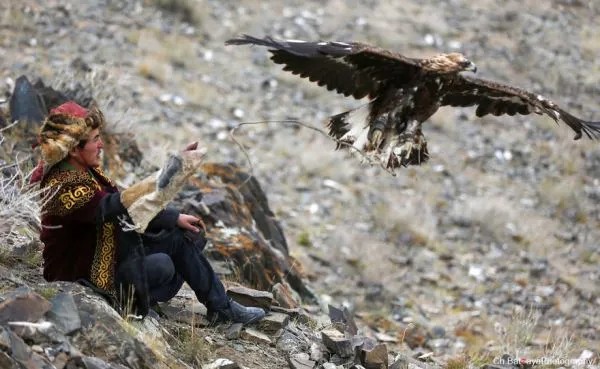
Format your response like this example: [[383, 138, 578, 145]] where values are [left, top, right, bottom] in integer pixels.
[[173, 327, 211, 365], [297, 231, 312, 247], [147, 0, 204, 25], [36, 285, 58, 300], [490, 305, 576, 365], [0, 125, 48, 261], [445, 355, 469, 369], [494, 306, 540, 359]]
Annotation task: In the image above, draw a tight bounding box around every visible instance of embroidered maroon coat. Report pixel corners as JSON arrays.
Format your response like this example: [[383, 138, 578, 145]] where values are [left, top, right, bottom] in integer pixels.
[[40, 164, 125, 288], [39, 164, 179, 316]]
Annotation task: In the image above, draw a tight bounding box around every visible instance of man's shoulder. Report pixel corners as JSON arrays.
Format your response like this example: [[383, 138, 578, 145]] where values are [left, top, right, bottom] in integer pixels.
[[90, 167, 116, 188], [42, 167, 101, 216], [42, 166, 100, 190]]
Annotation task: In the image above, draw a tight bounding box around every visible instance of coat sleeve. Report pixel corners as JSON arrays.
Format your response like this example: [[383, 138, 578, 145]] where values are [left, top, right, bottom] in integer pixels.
[[145, 206, 180, 232]]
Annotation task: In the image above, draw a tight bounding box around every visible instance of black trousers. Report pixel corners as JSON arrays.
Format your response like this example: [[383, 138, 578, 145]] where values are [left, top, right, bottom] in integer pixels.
[[124, 228, 229, 312]]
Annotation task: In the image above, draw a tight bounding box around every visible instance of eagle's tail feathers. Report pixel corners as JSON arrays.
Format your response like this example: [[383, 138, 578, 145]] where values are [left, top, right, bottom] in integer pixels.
[[327, 105, 371, 149]]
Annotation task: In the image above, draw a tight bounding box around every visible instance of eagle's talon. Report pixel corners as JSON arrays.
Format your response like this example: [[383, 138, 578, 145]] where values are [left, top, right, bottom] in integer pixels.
[[368, 129, 384, 150]]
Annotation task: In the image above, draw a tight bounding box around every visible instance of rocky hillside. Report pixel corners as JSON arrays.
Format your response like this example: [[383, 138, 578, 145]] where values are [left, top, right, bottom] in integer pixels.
[[1, 0, 599, 368]]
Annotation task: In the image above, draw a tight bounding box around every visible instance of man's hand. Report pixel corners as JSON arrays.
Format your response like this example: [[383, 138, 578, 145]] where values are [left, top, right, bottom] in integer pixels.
[[177, 214, 206, 233]]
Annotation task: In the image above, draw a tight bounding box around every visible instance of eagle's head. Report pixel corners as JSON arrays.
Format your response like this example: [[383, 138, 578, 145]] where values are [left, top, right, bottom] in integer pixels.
[[422, 53, 477, 74]]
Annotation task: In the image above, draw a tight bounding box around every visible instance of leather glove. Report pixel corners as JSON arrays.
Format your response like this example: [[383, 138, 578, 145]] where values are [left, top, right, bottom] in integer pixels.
[[120, 142, 205, 232]]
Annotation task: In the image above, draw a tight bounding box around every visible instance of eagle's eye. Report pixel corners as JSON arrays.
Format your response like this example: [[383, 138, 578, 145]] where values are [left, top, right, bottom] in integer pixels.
[[459, 60, 477, 73]]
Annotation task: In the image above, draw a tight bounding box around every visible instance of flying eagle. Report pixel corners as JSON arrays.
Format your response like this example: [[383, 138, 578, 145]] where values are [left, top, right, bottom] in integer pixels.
[[225, 35, 600, 170]]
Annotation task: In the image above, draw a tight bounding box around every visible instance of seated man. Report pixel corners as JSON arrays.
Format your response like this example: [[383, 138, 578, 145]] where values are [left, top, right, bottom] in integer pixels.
[[32, 101, 265, 325]]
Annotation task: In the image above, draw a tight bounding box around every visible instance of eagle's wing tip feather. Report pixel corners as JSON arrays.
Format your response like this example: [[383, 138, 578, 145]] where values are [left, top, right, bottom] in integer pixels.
[[582, 121, 600, 140]]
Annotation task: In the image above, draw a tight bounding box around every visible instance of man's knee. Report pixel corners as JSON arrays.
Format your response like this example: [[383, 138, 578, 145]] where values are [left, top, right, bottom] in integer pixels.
[[145, 253, 175, 284], [182, 230, 207, 251]]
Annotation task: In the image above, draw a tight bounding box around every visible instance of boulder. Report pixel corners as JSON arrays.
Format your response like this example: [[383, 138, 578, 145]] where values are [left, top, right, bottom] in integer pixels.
[[173, 162, 315, 302]]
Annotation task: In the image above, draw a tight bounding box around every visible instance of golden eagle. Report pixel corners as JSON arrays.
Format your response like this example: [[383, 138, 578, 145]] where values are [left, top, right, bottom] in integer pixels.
[[225, 35, 600, 169]]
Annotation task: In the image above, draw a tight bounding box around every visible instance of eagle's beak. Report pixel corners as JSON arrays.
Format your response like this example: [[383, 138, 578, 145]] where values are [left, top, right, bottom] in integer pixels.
[[466, 61, 477, 73]]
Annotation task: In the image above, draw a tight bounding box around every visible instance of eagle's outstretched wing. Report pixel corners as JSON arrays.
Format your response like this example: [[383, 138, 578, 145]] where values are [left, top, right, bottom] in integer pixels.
[[225, 34, 422, 100], [442, 75, 600, 140]]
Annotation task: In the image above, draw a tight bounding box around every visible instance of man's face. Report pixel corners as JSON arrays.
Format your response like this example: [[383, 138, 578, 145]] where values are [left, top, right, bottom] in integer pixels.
[[73, 128, 104, 168]]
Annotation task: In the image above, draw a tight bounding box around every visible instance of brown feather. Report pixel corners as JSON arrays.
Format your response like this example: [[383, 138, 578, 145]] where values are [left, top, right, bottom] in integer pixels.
[[442, 75, 600, 139]]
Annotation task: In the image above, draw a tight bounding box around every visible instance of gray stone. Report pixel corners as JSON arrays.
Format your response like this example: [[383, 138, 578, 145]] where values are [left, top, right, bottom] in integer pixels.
[[359, 343, 388, 369], [0, 287, 52, 325], [276, 331, 301, 353], [390, 358, 409, 369], [30, 352, 53, 369], [270, 306, 313, 325], [52, 352, 69, 369], [240, 328, 272, 345], [271, 282, 301, 309], [225, 323, 244, 340], [82, 356, 126, 369], [321, 329, 354, 358], [426, 338, 449, 349], [258, 312, 289, 333], [0, 326, 11, 352], [47, 292, 81, 335], [390, 353, 437, 369], [158, 302, 210, 327], [287, 353, 315, 369], [202, 358, 240, 369], [353, 335, 377, 351], [328, 305, 358, 335], [0, 351, 18, 369], [6, 329, 31, 363], [226, 286, 273, 310], [232, 343, 246, 353], [309, 341, 325, 362]]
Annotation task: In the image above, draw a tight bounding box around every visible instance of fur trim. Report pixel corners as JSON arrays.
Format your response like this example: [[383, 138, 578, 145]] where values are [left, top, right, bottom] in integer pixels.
[[122, 147, 206, 232], [38, 101, 105, 166]]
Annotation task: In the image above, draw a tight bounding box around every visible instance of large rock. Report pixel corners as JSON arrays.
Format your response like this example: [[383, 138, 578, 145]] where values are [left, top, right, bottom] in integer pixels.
[[0, 287, 52, 325], [0, 280, 193, 369], [173, 162, 315, 302]]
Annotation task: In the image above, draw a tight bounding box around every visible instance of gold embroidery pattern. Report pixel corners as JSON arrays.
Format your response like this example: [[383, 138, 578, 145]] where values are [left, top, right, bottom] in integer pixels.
[[42, 169, 99, 216], [47, 178, 60, 188], [90, 223, 116, 291], [93, 167, 115, 187], [89, 177, 102, 192], [59, 186, 93, 210]]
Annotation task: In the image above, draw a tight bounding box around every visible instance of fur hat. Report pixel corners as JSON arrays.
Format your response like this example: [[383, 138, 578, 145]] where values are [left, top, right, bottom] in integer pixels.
[[39, 101, 105, 166]]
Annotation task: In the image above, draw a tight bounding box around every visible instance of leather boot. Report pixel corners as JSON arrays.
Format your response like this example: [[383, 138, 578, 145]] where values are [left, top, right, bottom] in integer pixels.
[[209, 299, 266, 325]]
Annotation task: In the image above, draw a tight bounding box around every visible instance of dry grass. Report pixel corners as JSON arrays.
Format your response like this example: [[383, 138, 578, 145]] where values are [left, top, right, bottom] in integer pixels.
[[0, 125, 48, 258], [167, 306, 214, 368], [445, 355, 469, 369], [146, 0, 205, 25], [36, 285, 59, 300], [134, 29, 199, 82], [296, 231, 312, 248], [491, 305, 576, 364], [0, 2, 30, 37], [494, 306, 540, 359], [537, 176, 588, 223]]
